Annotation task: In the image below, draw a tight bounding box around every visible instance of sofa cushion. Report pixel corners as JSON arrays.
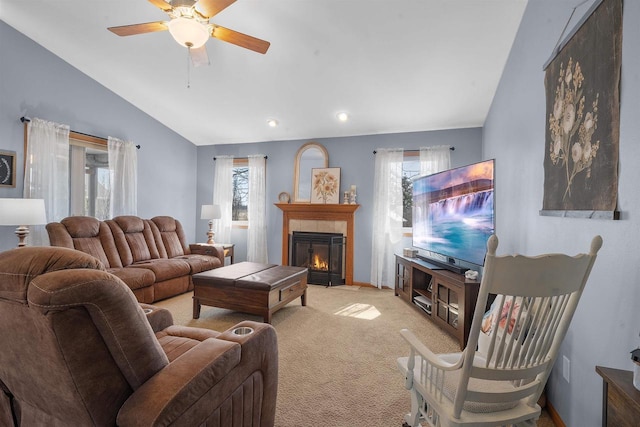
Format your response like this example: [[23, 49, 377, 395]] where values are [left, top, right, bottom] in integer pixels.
[[108, 216, 161, 265], [113, 215, 145, 233], [107, 267, 155, 291], [150, 216, 187, 259], [173, 255, 222, 274], [129, 259, 191, 282], [62, 216, 100, 237], [149, 217, 223, 273], [72, 237, 112, 266], [47, 217, 123, 268]]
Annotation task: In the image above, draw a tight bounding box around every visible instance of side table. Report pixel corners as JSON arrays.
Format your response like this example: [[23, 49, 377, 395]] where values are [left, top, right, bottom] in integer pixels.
[[190, 243, 235, 264], [221, 243, 234, 264], [596, 365, 640, 426]]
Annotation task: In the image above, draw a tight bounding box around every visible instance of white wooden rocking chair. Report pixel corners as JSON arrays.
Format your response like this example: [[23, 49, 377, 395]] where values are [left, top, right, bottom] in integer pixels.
[[397, 234, 602, 427]]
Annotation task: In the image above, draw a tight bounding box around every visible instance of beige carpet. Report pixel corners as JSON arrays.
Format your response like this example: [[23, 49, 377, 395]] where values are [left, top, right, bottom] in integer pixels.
[[155, 285, 555, 427]]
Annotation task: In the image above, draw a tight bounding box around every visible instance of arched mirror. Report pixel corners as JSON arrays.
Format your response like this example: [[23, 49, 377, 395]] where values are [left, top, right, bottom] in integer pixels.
[[293, 142, 329, 202]]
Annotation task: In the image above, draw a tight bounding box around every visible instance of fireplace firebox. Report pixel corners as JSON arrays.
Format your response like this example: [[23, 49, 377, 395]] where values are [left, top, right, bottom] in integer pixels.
[[290, 231, 345, 286]]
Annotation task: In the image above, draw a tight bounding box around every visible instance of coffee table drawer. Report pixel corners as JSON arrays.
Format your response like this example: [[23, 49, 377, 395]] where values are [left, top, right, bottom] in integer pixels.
[[280, 280, 305, 301]]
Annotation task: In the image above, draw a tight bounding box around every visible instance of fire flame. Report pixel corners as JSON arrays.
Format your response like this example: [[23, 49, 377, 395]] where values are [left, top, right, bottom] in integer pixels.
[[312, 254, 328, 271]]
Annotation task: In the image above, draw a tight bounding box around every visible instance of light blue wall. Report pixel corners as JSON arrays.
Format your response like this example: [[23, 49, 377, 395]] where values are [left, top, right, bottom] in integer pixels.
[[196, 129, 483, 284], [483, 0, 639, 425], [0, 20, 198, 251]]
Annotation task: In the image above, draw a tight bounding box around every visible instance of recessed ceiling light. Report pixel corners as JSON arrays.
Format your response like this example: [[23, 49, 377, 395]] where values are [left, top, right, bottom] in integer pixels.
[[336, 112, 349, 122], [267, 119, 279, 127]]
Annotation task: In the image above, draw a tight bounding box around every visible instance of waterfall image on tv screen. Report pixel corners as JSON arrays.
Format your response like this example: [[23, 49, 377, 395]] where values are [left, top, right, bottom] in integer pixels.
[[412, 159, 494, 266]]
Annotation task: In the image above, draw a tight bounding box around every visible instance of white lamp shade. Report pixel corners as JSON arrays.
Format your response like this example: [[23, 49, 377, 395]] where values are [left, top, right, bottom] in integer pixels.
[[0, 198, 47, 226], [201, 204, 221, 220], [168, 17, 210, 48]]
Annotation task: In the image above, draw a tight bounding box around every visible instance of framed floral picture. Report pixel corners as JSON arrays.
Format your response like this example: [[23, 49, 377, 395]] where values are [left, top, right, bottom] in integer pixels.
[[0, 150, 16, 188], [311, 167, 340, 204]]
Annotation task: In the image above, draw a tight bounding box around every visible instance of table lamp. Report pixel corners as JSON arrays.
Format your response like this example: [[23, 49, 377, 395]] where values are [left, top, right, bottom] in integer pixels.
[[200, 204, 221, 244], [0, 198, 47, 247]]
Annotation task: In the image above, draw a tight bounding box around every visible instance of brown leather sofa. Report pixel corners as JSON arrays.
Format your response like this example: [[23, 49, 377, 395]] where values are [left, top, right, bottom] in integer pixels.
[[46, 215, 224, 303], [0, 246, 278, 426]]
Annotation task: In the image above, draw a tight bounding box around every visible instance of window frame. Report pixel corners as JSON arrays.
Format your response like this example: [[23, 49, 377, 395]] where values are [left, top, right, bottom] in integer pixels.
[[402, 151, 421, 236], [232, 158, 249, 229], [69, 132, 109, 219]]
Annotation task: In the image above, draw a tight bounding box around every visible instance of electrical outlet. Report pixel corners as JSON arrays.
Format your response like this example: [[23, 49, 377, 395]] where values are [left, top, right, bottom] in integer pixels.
[[562, 356, 570, 383]]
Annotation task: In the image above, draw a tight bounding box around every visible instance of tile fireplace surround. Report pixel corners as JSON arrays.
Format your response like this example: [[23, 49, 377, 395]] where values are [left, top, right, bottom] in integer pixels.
[[275, 203, 360, 285]]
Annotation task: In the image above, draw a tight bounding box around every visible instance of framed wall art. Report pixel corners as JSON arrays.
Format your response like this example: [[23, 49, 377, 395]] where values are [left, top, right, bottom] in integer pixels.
[[311, 167, 340, 204], [0, 150, 16, 188], [541, 0, 621, 219]]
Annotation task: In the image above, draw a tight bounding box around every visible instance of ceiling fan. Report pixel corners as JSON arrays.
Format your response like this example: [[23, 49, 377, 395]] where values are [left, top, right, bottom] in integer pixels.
[[108, 0, 270, 66]]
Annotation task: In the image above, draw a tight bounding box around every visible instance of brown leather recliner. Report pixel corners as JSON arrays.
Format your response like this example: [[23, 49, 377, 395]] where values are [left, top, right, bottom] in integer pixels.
[[0, 246, 278, 426]]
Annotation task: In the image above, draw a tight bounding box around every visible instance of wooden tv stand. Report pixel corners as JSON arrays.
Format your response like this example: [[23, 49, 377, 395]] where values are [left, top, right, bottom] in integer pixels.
[[395, 254, 480, 349]]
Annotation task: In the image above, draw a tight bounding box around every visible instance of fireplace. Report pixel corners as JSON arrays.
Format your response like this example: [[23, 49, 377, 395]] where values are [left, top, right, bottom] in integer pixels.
[[291, 231, 345, 286], [276, 203, 359, 285]]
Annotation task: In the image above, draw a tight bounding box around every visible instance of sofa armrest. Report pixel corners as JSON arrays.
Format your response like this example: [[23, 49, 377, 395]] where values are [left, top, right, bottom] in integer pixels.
[[117, 338, 241, 426], [189, 244, 224, 265], [117, 321, 278, 427], [139, 303, 173, 332]]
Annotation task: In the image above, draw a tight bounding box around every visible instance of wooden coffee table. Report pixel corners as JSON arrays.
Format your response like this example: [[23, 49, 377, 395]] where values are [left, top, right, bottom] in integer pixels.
[[192, 262, 308, 323]]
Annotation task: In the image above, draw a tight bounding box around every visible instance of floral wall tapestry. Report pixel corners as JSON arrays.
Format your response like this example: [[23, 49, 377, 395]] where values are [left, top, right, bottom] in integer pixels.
[[542, 0, 621, 217]]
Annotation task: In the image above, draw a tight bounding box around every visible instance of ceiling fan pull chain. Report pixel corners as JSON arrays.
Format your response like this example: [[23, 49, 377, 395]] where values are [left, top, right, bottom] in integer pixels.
[[186, 44, 192, 89]]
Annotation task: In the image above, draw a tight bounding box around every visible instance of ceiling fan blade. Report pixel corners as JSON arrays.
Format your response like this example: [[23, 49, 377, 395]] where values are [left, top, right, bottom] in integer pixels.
[[148, 0, 173, 12], [212, 26, 270, 54], [190, 45, 210, 67], [108, 21, 168, 36], [195, 0, 236, 18]]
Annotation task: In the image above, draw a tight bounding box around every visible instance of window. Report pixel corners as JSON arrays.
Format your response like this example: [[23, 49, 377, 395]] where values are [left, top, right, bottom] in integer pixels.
[[69, 133, 110, 220], [402, 152, 421, 229], [232, 158, 249, 223]]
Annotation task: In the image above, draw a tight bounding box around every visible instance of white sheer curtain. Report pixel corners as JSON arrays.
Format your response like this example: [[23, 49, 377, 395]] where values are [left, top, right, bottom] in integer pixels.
[[108, 137, 138, 217], [370, 148, 404, 289], [212, 156, 233, 244], [247, 155, 268, 263], [24, 118, 70, 246], [419, 145, 451, 176], [69, 145, 86, 216]]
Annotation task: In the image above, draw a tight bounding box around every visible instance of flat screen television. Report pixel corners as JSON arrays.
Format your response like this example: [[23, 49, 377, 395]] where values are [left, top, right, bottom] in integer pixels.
[[412, 159, 495, 273]]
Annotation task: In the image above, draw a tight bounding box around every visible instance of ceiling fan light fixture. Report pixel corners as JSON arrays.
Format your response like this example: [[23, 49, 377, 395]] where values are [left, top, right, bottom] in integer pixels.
[[168, 17, 209, 48]]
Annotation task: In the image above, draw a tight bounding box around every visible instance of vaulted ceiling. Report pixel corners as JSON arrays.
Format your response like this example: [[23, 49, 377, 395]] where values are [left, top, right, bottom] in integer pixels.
[[1, 0, 528, 145]]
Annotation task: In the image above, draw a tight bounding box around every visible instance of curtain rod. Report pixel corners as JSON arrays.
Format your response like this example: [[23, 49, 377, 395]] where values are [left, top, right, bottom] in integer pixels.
[[373, 147, 455, 154], [20, 117, 141, 149], [213, 156, 268, 160]]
